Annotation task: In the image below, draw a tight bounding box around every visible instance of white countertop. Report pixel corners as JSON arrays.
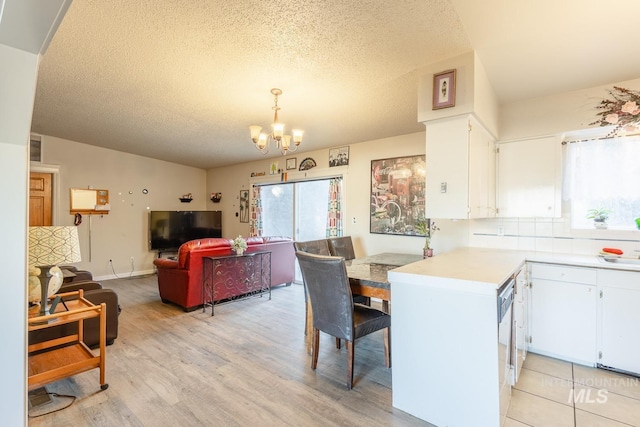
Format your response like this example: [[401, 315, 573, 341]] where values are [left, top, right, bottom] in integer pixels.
[[389, 247, 526, 293], [525, 251, 640, 272], [388, 247, 640, 295]]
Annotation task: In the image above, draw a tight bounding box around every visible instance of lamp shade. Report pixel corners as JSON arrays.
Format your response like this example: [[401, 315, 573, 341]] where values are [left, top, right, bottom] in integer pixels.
[[29, 226, 81, 266]]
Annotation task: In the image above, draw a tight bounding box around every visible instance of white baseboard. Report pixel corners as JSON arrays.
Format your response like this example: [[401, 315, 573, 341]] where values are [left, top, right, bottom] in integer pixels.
[[94, 269, 156, 281]]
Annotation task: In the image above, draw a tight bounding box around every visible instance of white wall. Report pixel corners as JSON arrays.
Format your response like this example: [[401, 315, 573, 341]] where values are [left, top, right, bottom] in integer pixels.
[[0, 42, 38, 427], [39, 135, 207, 279]]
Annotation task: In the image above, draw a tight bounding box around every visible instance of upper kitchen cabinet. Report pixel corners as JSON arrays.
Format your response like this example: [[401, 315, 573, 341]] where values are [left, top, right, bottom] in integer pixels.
[[425, 114, 496, 219], [497, 136, 562, 218]]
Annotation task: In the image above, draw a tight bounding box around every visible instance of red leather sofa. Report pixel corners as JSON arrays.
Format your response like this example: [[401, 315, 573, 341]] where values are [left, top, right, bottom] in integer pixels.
[[153, 236, 295, 311]]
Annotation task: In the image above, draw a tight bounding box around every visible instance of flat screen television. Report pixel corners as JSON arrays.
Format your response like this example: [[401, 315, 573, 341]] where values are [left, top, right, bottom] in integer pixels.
[[149, 210, 222, 251]]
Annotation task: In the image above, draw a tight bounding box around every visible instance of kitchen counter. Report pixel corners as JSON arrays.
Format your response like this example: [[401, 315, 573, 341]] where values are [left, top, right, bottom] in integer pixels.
[[390, 248, 640, 292], [389, 246, 640, 426], [390, 247, 527, 295], [525, 251, 640, 272], [389, 247, 525, 427]]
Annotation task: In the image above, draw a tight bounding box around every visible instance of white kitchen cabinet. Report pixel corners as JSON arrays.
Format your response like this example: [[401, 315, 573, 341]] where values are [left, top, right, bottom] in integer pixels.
[[529, 263, 597, 365], [513, 265, 529, 384], [497, 136, 562, 218], [425, 114, 496, 219], [597, 269, 640, 375]]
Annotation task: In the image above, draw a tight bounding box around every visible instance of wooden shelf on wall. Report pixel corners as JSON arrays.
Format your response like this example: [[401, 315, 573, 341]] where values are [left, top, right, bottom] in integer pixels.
[[70, 188, 110, 215]]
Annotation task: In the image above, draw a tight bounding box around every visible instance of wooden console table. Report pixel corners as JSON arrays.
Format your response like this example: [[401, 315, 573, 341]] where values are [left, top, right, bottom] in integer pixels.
[[202, 251, 271, 315], [28, 289, 108, 391]]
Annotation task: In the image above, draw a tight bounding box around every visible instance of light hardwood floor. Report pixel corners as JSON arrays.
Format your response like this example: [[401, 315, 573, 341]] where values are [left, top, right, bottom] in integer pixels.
[[28, 275, 431, 426]]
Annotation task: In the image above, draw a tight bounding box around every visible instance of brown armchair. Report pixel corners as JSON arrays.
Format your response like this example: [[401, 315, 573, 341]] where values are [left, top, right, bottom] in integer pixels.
[[60, 265, 93, 282]]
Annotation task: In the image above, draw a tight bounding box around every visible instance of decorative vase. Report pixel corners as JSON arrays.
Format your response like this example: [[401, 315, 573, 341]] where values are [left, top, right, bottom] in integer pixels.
[[235, 249, 244, 256], [423, 248, 433, 259]]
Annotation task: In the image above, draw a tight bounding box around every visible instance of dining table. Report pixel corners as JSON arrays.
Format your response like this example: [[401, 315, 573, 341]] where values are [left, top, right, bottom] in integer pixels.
[[303, 252, 424, 357]]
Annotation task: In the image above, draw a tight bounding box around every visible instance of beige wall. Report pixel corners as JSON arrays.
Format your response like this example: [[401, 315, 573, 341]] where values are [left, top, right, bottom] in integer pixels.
[[37, 135, 207, 279]]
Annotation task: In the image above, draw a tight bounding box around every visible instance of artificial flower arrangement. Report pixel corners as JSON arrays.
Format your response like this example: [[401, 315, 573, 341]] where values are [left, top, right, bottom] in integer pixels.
[[231, 235, 248, 254], [591, 86, 640, 136]]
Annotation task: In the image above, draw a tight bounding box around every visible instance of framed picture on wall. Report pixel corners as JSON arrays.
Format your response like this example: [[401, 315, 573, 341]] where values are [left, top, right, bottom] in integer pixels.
[[286, 157, 297, 170], [239, 190, 249, 223], [370, 155, 426, 236], [329, 146, 349, 167], [432, 69, 456, 110]]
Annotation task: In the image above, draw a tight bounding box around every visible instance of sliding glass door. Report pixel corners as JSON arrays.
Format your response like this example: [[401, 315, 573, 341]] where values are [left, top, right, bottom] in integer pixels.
[[259, 179, 336, 282], [260, 179, 332, 240]]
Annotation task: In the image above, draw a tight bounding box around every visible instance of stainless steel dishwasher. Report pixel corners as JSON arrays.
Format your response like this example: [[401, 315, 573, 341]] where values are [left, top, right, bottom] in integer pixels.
[[497, 276, 515, 422]]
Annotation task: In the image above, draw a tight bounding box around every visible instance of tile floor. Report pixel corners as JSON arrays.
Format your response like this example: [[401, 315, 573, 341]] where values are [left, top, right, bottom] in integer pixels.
[[507, 352, 640, 426]]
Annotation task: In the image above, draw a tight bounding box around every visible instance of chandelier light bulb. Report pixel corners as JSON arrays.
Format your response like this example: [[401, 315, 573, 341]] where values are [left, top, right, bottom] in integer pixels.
[[257, 133, 268, 150], [249, 125, 262, 143], [272, 122, 284, 141], [281, 134, 292, 150]]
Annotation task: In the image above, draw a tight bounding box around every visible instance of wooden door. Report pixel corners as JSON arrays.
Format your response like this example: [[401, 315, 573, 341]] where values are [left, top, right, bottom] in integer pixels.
[[30, 172, 52, 226]]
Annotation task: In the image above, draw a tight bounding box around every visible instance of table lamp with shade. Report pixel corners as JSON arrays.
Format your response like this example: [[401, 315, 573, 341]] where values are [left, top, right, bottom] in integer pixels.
[[28, 226, 81, 316]]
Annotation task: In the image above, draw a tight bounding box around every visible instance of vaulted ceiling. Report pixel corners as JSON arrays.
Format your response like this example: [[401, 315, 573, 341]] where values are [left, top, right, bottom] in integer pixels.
[[30, 0, 640, 169]]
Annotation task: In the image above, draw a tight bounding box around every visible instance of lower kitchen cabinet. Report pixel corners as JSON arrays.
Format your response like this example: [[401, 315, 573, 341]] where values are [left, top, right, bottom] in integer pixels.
[[513, 265, 529, 383], [529, 263, 597, 365], [597, 269, 640, 375]]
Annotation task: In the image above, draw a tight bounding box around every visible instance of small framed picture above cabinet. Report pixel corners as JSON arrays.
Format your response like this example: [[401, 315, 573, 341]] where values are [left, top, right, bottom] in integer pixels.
[[432, 69, 456, 110]]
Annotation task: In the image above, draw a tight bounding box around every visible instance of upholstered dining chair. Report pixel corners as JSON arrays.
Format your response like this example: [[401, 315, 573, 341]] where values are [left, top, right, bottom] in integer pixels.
[[294, 239, 367, 343], [327, 236, 356, 260], [296, 251, 391, 389], [294, 239, 333, 341], [327, 236, 371, 307]]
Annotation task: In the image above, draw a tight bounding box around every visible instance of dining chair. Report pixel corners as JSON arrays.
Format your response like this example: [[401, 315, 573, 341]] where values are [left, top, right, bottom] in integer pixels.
[[327, 236, 356, 260], [296, 251, 391, 389], [327, 236, 371, 307], [294, 239, 367, 346]]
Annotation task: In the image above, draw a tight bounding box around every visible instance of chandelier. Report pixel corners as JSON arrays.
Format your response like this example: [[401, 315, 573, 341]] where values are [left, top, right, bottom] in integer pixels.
[[249, 88, 303, 155]]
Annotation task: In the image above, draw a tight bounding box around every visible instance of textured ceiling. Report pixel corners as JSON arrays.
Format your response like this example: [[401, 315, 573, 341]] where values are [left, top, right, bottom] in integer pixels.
[[31, 0, 470, 168], [31, 0, 640, 169]]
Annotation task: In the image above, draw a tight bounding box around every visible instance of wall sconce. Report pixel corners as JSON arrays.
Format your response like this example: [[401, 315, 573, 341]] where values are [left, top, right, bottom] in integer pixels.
[[210, 192, 222, 203]]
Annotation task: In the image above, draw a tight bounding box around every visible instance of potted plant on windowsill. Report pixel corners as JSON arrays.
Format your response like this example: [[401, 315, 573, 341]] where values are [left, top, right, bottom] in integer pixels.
[[586, 208, 612, 229]]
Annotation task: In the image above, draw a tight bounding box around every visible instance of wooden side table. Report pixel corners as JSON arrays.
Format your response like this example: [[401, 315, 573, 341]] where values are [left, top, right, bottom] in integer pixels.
[[202, 251, 271, 315], [28, 289, 108, 391]]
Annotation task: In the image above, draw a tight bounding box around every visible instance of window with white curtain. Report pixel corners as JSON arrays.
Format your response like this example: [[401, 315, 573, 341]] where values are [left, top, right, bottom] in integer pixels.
[[565, 135, 640, 229]]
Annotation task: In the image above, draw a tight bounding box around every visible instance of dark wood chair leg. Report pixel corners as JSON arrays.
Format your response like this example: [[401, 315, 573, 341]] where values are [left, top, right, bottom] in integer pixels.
[[311, 328, 320, 370], [346, 340, 354, 390], [336, 337, 341, 349], [384, 327, 391, 368]]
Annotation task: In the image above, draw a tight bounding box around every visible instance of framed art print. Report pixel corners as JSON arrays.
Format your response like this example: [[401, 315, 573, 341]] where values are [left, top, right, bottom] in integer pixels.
[[239, 190, 249, 223], [370, 155, 426, 236], [432, 69, 456, 110], [286, 157, 297, 170], [329, 146, 349, 167]]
